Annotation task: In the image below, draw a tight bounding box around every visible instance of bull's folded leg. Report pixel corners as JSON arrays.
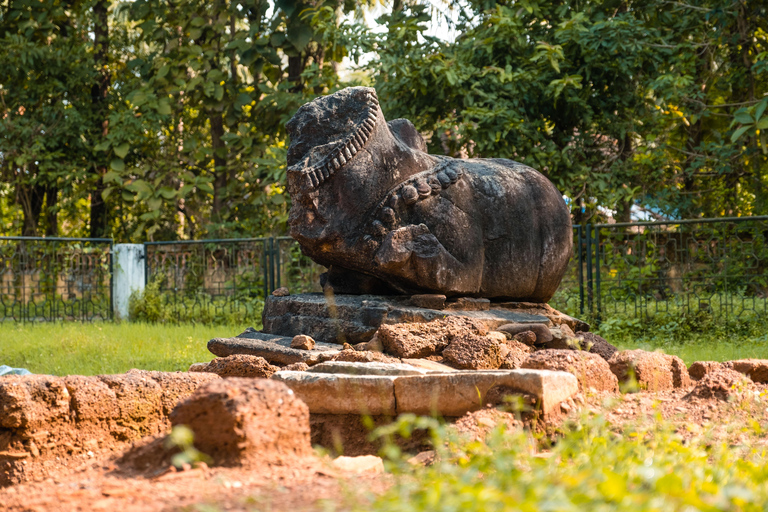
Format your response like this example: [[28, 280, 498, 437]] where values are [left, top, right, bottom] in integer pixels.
[[374, 224, 483, 295]]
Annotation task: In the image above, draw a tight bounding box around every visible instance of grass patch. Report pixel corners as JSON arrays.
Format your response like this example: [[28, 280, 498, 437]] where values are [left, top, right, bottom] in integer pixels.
[[0, 322, 249, 376]]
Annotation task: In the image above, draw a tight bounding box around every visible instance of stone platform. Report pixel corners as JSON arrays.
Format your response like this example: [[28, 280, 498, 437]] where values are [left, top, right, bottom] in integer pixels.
[[261, 293, 588, 345], [272, 362, 578, 418]]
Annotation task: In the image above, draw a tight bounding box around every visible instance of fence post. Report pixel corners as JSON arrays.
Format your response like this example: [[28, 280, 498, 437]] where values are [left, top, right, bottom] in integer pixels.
[[113, 244, 145, 320]]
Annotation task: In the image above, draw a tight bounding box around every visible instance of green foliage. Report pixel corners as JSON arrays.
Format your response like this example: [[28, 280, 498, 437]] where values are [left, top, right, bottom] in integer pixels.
[[368, 413, 768, 512], [367, 0, 768, 220], [165, 425, 211, 469], [0, 0, 364, 240], [129, 276, 264, 325]]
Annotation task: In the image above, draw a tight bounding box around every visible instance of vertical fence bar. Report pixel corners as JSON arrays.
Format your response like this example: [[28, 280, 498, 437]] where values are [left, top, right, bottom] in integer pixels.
[[262, 239, 269, 300], [108, 242, 114, 321], [586, 223, 593, 317], [577, 224, 584, 315], [594, 226, 601, 324], [275, 239, 282, 290]]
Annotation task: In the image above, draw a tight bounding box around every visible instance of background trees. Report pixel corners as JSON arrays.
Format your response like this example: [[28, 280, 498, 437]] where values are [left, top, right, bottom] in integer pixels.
[[0, 0, 766, 240]]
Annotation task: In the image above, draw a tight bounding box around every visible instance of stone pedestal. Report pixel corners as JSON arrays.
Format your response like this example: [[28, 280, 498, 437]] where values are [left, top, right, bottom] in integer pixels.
[[261, 293, 587, 345]]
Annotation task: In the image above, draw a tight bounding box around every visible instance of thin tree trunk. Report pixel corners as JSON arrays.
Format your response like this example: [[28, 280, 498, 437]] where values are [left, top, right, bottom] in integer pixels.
[[44, 186, 58, 236], [90, 0, 109, 238], [210, 113, 227, 220]]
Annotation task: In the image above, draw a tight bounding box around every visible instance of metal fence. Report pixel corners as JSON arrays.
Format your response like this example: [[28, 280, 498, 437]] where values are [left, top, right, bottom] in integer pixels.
[[143, 237, 322, 322], [4, 216, 768, 325], [549, 216, 768, 325], [0, 237, 113, 321]]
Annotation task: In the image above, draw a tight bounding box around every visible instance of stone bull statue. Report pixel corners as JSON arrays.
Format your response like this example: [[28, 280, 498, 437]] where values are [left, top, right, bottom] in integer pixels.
[[285, 87, 572, 302]]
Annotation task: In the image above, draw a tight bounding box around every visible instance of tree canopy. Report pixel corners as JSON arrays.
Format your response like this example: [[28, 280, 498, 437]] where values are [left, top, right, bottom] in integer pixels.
[[1, 0, 766, 240]]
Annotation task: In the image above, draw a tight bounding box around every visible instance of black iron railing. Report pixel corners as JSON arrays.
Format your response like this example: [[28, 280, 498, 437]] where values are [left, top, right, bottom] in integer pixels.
[[4, 216, 768, 325], [550, 216, 768, 325], [143, 237, 322, 323], [0, 237, 113, 321]]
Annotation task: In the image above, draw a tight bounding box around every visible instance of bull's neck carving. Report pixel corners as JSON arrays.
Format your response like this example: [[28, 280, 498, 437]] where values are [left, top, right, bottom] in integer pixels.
[[288, 90, 380, 190]]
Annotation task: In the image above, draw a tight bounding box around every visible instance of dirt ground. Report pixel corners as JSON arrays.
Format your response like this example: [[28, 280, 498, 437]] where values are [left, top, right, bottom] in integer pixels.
[[3, 376, 767, 512]]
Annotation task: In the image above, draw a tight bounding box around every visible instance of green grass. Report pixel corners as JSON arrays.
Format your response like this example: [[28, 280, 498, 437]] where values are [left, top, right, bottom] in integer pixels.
[[613, 333, 768, 365], [0, 322, 250, 376]]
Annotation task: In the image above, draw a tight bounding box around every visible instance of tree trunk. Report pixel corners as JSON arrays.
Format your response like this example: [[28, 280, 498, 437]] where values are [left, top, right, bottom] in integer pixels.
[[44, 186, 58, 236], [210, 113, 227, 221], [17, 176, 45, 237], [90, 0, 109, 239]]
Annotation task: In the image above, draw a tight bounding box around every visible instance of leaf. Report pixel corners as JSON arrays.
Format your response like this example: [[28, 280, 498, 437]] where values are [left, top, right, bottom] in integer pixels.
[[731, 125, 751, 143], [156, 65, 170, 79], [114, 143, 130, 159], [103, 170, 121, 183], [197, 182, 214, 194], [101, 187, 114, 201], [755, 99, 768, 123], [758, 118, 768, 130], [286, 23, 312, 52], [157, 99, 172, 115], [147, 197, 162, 211], [110, 159, 125, 172], [734, 112, 754, 125], [158, 186, 177, 199]]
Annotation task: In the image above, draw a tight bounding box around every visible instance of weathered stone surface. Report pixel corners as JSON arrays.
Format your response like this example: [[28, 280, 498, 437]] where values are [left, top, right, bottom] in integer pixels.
[[608, 350, 691, 392], [688, 361, 723, 381], [522, 349, 618, 393], [393, 369, 578, 417], [329, 348, 399, 364], [308, 361, 431, 376], [272, 286, 290, 297], [543, 324, 578, 350], [497, 323, 552, 345], [576, 332, 618, 361], [271, 371, 397, 415], [286, 86, 572, 300], [0, 371, 218, 486], [291, 334, 316, 350], [283, 362, 310, 372], [443, 333, 504, 370], [401, 358, 457, 372], [331, 455, 385, 474], [685, 368, 751, 401], [197, 355, 278, 379], [170, 378, 312, 467], [262, 293, 553, 344], [723, 359, 768, 383], [499, 338, 533, 370], [495, 302, 590, 333], [409, 294, 446, 310], [377, 316, 488, 358], [208, 329, 339, 365], [445, 297, 490, 311]]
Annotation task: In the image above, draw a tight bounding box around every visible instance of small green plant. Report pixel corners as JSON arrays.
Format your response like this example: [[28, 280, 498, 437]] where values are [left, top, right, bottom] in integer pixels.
[[165, 425, 211, 469]]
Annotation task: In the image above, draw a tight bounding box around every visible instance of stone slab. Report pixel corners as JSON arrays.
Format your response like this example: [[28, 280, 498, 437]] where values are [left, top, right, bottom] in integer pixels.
[[271, 371, 396, 415], [208, 329, 339, 366], [393, 369, 578, 417], [272, 368, 577, 418], [401, 358, 457, 372], [262, 293, 559, 344], [307, 361, 433, 376]]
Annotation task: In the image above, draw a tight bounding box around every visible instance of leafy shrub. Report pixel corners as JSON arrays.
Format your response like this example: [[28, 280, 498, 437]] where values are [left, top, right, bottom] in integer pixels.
[[368, 413, 768, 511]]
